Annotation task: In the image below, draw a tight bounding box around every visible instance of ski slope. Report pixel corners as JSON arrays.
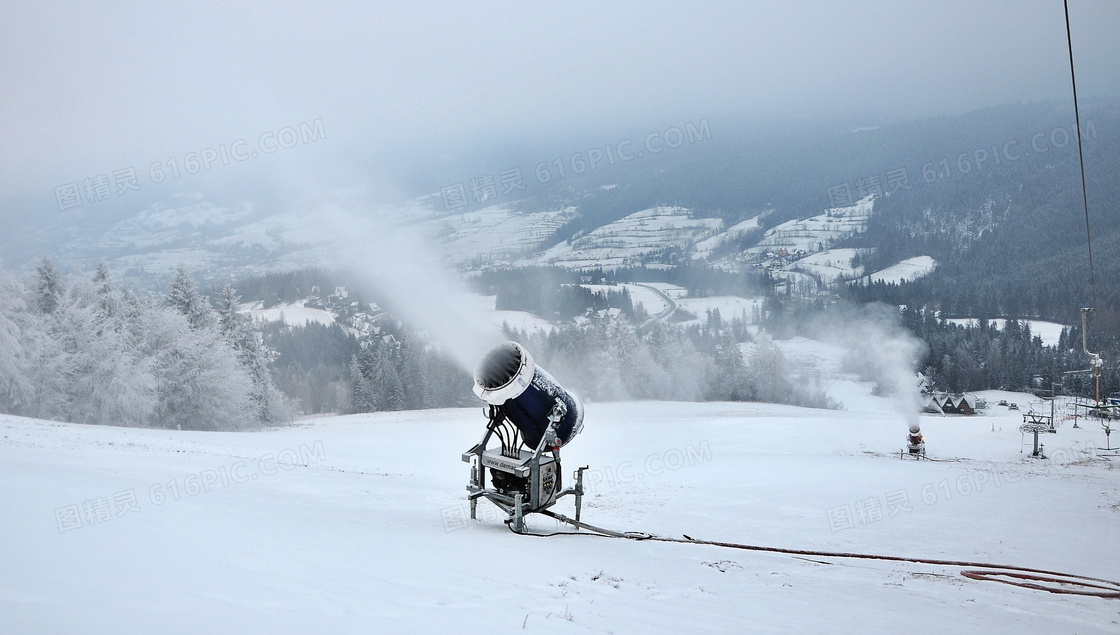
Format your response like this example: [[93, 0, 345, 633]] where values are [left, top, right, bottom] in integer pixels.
[[2, 396, 1118, 633]]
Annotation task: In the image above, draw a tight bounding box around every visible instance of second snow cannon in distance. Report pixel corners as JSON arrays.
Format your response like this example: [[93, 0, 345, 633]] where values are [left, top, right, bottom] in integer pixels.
[[463, 341, 588, 533]]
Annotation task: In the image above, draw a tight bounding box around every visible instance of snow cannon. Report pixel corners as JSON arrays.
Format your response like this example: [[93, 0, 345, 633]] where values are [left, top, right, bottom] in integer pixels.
[[473, 341, 584, 450], [462, 341, 590, 534], [903, 423, 926, 460]]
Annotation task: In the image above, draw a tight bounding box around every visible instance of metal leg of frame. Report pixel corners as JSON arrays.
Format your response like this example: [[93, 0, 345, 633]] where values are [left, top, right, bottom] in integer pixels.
[[574, 466, 588, 526], [513, 493, 524, 533]]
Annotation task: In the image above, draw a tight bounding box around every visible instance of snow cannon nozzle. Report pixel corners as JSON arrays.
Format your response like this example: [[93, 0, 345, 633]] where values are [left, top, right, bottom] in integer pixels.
[[475, 341, 525, 391], [909, 423, 921, 434], [471, 341, 583, 450]]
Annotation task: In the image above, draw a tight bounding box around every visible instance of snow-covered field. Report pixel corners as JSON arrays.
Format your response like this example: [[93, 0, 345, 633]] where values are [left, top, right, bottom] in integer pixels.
[[422, 204, 579, 266], [470, 294, 555, 334], [744, 196, 873, 258], [860, 256, 938, 285], [539, 207, 723, 269], [4, 395, 1117, 633], [242, 301, 337, 327], [673, 295, 762, 327], [790, 248, 868, 282], [943, 318, 1068, 347], [749, 335, 852, 377]]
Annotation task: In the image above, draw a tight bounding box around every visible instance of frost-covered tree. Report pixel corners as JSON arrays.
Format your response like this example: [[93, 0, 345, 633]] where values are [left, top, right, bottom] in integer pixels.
[[0, 260, 276, 430], [213, 283, 293, 424], [0, 270, 35, 413], [215, 283, 243, 339], [746, 335, 794, 405], [142, 305, 255, 430], [35, 258, 62, 314], [711, 330, 748, 401], [167, 265, 214, 330], [61, 279, 157, 426]]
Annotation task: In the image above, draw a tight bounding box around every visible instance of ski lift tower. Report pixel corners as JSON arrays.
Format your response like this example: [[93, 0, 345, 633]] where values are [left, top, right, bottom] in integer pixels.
[[1080, 308, 1117, 449]]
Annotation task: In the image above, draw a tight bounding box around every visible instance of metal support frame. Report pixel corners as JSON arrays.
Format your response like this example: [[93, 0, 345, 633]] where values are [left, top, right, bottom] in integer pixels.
[[900, 441, 926, 460], [1020, 420, 1049, 458], [463, 401, 590, 533]]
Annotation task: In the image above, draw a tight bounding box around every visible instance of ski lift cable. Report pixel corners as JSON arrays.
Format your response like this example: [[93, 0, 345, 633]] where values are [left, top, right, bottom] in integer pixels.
[[1064, 0, 1096, 306]]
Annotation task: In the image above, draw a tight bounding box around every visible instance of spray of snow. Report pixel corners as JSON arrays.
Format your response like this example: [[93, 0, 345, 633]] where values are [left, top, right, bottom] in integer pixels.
[[305, 201, 504, 372], [809, 303, 925, 428]]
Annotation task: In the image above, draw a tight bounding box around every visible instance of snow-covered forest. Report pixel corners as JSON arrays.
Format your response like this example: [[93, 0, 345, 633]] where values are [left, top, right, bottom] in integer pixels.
[[0, 260, 291, 430]]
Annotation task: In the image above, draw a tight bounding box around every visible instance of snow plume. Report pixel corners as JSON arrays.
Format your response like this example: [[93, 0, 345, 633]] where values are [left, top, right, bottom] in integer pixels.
[[308, 204, 503, 373], [810, 303, 925, 426]]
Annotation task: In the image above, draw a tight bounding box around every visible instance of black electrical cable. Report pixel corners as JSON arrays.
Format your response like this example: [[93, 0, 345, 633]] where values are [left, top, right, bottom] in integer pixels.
[[508, 517, 1120, 599], [1064, 0, 1097, 306]]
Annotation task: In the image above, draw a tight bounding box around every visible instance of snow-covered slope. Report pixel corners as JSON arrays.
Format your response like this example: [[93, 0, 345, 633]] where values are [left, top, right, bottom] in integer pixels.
[[3, 398, 1117, 633], [744, 196, 874, 258], [861, 256, 938, 285], [421, 204, 579, 266], [790, 248, 868, 282], [539, 207, 723, 269]]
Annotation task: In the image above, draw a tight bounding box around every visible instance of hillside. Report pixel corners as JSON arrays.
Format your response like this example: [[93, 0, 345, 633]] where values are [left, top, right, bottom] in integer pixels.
[[5, 100, 1118, 320]]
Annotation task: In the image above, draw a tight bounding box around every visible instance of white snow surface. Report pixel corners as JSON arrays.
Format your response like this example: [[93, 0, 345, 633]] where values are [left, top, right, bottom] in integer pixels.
[[673, 296, 762, 327], [539, 207, 723, 269], [790, 248, 868, 282], [470, 294, 554, 334], [745, 196, 874, 258], [861, 256, 938, 285], [421, 204, 579, 266], [4, 397, 1117, 633], [943, 318, 1068, 348], [242, 301, 337, 327]]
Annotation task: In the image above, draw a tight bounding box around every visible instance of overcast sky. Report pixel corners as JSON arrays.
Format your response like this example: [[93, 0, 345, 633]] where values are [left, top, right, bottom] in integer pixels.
[[2, 0, 1118, 220]]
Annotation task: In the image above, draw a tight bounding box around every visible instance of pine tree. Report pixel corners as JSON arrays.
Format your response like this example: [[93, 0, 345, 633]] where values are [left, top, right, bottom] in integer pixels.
[[712, 330, 746, 400], [215, 284, 244, 340], [213, 283, 292, 423], [167, 265, 214, 330], [93, 261, 111, 294], [399, 338, 430, 409], [35, 258, 62, 314], [0, 270, 35, 413], [350, 352, 375, 412], [373, 345, 404, 411]]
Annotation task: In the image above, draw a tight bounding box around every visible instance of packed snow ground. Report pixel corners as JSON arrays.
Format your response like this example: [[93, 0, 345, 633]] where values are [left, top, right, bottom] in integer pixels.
[[3, 394, 1118, 633]]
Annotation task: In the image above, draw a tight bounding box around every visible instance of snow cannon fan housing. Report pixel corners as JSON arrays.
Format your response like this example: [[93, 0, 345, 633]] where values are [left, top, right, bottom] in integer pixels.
[[473, 342, 584, 449], [907, 423, 922, 444]]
